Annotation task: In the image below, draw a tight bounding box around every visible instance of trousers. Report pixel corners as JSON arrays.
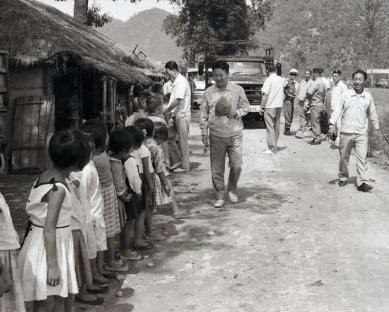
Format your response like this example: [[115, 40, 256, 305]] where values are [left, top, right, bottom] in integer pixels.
[[283, 98, 295, 131], [338, 133, 369, 186], [210, 134, 242, 199], [264, 108, 281, 150], [295, 102, 310, 138], [310, 105, 326, 140], [168, 116, 190, 171]]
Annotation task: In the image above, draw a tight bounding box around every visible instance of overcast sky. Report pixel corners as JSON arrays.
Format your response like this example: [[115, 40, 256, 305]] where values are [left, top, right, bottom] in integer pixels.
[[37, 0, 175, 21]]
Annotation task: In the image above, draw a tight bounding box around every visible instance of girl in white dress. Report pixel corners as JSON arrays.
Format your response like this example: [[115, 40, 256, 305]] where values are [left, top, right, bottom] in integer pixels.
[[18, 130, 90, 312]]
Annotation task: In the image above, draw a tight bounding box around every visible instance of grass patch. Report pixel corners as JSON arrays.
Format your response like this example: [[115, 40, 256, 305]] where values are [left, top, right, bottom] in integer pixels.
[[369, 88, 389, 159]]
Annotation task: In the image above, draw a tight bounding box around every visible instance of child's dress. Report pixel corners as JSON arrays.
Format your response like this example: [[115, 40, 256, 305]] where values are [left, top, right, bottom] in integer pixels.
[[146, 138, 172, 207], [18, 179, 78, 301], [0, 192, 25, 312], [69, 171, 97, 260], [82, 161, 107, 252], [109, 156, 128, 228], [93, 152, 121, 238]]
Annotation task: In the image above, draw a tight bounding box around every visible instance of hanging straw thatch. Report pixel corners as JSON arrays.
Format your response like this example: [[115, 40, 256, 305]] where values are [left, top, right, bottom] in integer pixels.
[[0, 0, 151, 85]]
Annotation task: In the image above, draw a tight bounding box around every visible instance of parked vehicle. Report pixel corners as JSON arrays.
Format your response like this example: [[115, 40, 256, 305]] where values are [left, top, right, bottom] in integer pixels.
[[375, 78, 389, 88], [199, 51, 281, 125]]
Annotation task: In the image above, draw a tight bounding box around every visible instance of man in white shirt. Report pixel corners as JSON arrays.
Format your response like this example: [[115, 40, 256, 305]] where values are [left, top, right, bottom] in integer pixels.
[[329, 69, 381, 192], [329, 69, 349, 148], [164, 61, 192, 172], [261, 64, 285, 154]]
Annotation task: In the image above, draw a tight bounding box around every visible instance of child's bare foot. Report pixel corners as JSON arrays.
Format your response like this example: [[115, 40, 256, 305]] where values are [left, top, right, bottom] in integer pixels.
[[98, 266, 116, 279], [104, 261, 129, 273], [92, 272, 110, 284], [75, 290, 104, 305], [87, 283, 109, 294], [122, 249, 143, 261], [174, 210, 187, 219], [134, 239, 153, 250]]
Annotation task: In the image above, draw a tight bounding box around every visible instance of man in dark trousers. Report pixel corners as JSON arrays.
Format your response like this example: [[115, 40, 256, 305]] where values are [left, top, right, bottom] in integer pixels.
[[283, 68, 299, 135]]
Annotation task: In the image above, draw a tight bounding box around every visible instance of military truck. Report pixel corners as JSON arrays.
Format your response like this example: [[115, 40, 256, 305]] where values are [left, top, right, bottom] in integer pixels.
[[198, 44, 281, 123]]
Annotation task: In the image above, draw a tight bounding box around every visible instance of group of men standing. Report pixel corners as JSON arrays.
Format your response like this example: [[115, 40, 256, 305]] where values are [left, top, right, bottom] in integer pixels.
[[261, 65, 381, 192], [163, 59, 381, 210]]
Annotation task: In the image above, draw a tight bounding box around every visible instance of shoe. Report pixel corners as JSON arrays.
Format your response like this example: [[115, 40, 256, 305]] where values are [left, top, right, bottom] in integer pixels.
[[357, 183, 373, 192], [295, 134, 304, 139], [87, 284, 109, 294], [284, 129, 292, 135], [214, 199, 225, 208], [228, 191, 238, 203], [75, 295, 104, 305], [338, 181, 347, 187], [173, 168, 188, 173], [262, 149, 274, 154], [169, 161, 182, 171], [330, 144, 339, 149], [309, 139, 321, 145]]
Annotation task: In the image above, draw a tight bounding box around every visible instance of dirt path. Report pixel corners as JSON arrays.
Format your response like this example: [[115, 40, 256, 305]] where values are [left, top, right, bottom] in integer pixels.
[[118, 122, 389, 312], [2, 121, 389, 312]]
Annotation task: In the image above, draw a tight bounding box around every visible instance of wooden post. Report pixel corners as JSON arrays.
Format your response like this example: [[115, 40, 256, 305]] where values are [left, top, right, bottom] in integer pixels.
[[102, 76, 107, 122]]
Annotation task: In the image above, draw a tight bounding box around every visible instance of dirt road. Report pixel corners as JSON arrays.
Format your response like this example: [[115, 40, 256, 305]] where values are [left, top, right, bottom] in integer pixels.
[[119, 122, 389, 312], [2, 120, 389, 312]]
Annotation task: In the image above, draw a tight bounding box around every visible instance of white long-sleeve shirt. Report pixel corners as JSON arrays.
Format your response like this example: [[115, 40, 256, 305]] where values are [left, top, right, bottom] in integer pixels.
[[124, 156, 142, 196], [329, 89, 380, 134], [331, 80, 348, 111]]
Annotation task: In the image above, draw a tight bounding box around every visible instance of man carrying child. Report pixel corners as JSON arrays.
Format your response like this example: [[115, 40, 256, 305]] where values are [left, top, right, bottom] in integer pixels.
[[200, 60, 250, 208]]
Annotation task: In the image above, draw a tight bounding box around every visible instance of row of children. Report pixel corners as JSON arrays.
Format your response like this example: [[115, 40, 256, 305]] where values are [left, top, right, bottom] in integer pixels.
[[0, 94, 178, 311]]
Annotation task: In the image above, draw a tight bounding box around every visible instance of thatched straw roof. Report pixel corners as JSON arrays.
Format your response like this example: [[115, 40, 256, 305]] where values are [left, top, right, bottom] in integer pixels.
[[0, 0, 151, 85]]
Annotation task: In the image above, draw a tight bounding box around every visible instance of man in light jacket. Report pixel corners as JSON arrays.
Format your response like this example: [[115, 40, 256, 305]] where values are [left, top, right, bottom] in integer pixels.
[[200, 60, 250, 208], [329, 69, 381, 192]]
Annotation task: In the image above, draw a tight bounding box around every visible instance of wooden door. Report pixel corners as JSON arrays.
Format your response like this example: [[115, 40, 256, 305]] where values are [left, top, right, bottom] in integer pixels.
[[10, 96, 55, 173], [0, 50, 8, 110]]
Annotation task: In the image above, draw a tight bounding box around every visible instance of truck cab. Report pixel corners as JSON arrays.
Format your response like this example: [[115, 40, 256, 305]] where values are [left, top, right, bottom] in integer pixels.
[[221, 56, 267, 120], [200, 53, 280, 123]]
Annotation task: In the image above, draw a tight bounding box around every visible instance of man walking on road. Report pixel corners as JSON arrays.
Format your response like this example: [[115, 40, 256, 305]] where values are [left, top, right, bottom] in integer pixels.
[[295, 70, 313, 139], [164, 61, 192, 172], [283, 68, 299, 135], [329, 69, 381, 192], [200, 60, 250, 208], [261, 64, 285, 154], [329, 69, 348, 148], [306, 67, 327, 145]]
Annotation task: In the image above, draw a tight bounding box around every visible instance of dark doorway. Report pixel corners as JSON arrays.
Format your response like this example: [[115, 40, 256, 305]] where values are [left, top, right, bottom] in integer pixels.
[[53, 75, 76, 131]]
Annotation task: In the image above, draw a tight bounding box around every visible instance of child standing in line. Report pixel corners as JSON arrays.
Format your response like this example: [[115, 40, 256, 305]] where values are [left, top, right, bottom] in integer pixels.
[[81, 120, 127, 273], [151, 122, 179, 215], [68, 174, 103, 305], [80, 137, 112, 284], [146, 96, 170, 169], [124, 126, 151, 250], [133, 118, 156, 242], [0, 192, 25, 312], [109, 129, 141, 261], [125, 89, 149, 127], [18, 130, 89, 312]]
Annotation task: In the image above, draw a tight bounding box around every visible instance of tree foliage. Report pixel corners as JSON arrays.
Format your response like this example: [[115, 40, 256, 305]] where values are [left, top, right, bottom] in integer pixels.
[[255, 0, 389, 76], [355, 0, 389, 69], [163, 0, 273, 61], [87, 3, 112, 28], [55, 0, 146, 26]]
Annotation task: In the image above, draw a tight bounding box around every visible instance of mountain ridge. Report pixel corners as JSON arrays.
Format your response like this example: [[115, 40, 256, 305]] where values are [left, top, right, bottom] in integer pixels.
[[98, 8, 183, 64]]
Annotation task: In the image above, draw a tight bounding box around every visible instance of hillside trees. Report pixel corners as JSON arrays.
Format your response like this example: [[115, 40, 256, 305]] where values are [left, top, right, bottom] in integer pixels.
[[355, 0, 389, 72], [163, 0, 272, 62], [56, 0, 142, 26]]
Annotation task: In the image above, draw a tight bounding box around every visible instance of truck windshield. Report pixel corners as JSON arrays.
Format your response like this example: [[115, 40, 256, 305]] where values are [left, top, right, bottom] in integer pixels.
[[228, 62, 265, 76]]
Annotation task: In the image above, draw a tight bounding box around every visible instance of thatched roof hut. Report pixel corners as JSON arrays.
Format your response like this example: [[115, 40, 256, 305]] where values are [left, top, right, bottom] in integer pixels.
[[0, 0, 151, 85]]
